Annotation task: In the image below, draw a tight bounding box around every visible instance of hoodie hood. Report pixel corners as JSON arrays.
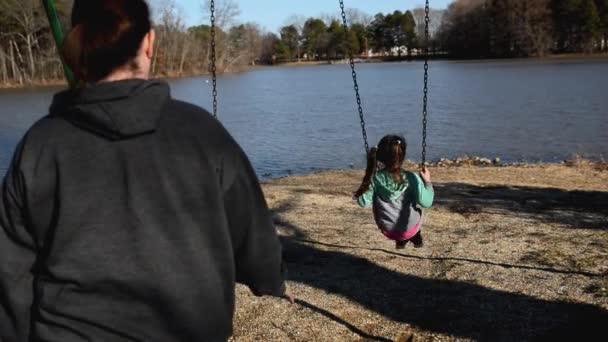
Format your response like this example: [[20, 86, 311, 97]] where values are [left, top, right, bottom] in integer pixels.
[[50, 79, 170, 140], [373, 170, 411, 201]]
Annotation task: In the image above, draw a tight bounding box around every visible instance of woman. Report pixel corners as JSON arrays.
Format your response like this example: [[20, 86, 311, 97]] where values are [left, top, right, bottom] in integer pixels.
[[0, 0, 290, 341]]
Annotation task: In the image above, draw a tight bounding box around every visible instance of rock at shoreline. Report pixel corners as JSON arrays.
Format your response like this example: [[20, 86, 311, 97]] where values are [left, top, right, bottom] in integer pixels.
[[432, 156, 502, 167]]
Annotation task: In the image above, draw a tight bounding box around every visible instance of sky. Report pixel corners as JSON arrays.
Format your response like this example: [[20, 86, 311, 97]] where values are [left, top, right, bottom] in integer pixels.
[[177, 0, 452, 32]]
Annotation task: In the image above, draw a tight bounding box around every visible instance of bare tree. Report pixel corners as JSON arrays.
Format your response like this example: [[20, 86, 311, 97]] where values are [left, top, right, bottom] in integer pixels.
[[413, 7, 445, 39], [223, 22, 263, 70], [178, 33, 193, 75], [0, 0, 71, 84], [0, 0, 46, 81], [202, 0, 241, 72], [284, 14, 306, 32], [153, 0, 192, 76], [283, 14, 306, 61], [514, 0, 553, 57], [203, 0, 240, 29], [346, 8, 372, 27], [244, 23, 262, 65], [8, 39, 22, 84], [320, 13, 340, 27], [0, 45, 7, 84]]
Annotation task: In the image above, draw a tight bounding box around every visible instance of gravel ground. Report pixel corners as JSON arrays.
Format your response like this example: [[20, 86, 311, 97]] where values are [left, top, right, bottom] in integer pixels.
[[230, 162, 608, 342]]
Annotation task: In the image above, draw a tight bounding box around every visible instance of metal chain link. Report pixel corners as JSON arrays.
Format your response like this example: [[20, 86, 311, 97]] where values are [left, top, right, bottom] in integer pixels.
[[210, 0, 218, 118], [421, 0, 430, 167], [339, 0, 369, 154]]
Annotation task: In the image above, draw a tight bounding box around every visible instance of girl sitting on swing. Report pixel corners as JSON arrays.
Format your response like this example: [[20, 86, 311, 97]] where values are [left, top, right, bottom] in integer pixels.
[[354, 135, 434, 249]]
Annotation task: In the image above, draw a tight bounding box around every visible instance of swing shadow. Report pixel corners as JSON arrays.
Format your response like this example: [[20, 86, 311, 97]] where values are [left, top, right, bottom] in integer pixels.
[[294, 239, 606, 278], [294, 299, 392, 342], [301, 182, 608, 230], [270, 202, 608, 341], [281, 234, 608, 341], [433, 183, 608, 230]]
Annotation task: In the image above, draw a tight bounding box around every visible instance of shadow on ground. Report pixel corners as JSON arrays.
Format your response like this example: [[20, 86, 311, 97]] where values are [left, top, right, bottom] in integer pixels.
[[434, 183, 608, 230], [270, 192, 608, 341], [300, 182, 608, 230]]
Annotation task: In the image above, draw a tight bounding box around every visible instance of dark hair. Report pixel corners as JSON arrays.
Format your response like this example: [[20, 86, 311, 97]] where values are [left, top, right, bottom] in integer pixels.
[[66, 0, 151, 82], [354, 135, 407, 197]]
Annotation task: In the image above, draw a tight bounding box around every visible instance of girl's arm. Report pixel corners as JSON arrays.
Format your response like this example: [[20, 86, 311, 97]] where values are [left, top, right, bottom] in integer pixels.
[[410, 171, 434, 208], [356, 182, 375, 208]]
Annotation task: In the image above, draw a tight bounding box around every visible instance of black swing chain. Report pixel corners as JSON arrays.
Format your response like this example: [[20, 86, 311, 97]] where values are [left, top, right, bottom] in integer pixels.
[[210, 0, 218, 119], [421, 0, 430, 167], [339, 0, 370, 154]]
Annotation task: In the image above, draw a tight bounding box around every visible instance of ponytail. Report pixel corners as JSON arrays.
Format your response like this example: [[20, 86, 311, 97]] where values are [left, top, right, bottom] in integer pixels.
[[354, 147, 378, 198], [390, 141, 405, 184]]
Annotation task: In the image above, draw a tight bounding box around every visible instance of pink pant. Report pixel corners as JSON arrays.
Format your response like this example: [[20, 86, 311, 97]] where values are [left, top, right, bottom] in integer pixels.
[[381, 222, 421, 241]]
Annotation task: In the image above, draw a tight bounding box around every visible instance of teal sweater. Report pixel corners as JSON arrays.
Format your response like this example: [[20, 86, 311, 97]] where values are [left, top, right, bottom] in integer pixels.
[[357, 169, 434, 209]]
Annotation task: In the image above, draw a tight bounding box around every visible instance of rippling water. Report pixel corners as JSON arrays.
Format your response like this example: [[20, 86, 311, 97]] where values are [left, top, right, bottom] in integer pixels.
[[1, 59, 607, 177]]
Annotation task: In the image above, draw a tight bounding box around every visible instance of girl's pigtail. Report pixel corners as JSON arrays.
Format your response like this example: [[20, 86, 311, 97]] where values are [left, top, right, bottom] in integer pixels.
[[391, 141, 405, 184], [354, 147, 378, 198]]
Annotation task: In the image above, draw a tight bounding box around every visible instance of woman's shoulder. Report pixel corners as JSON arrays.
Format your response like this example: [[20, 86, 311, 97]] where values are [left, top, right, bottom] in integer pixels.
[[21, 115, 74, 149], [163, 99, 233, 140], [164, 99, 216, 124]]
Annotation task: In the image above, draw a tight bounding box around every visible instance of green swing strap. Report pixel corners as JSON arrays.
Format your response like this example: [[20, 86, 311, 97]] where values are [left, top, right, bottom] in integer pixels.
[[42, 0, 75, 87]]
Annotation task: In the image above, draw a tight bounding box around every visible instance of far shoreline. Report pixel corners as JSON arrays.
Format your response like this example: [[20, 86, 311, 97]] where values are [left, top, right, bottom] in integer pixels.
[[3, 158, 605, 180], [257, 156, 608, 180], [1, 53, 607, 90]]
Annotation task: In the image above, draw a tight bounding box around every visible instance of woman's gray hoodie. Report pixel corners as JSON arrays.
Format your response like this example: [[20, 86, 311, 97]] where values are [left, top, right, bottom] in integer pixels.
[[0, 79, 286, 341]]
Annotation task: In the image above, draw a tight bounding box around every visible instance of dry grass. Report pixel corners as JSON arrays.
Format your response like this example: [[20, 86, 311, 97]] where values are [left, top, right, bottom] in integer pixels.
[[231, 163, 608, 342], [563, 156, 608, 172]]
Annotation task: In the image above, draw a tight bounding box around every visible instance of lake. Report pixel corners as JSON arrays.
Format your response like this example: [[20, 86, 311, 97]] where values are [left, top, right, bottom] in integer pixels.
[[1, 59, 607, 177]]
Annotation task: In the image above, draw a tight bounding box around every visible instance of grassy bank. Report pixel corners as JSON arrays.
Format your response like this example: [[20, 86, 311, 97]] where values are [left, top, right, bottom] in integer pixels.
[[231, 161, 608, 341]]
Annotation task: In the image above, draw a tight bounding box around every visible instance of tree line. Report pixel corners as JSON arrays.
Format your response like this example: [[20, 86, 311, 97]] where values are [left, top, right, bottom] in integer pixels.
[[0, 0, 433, 86], [438, 0, 608, 58], [271, 9, 437, 61]]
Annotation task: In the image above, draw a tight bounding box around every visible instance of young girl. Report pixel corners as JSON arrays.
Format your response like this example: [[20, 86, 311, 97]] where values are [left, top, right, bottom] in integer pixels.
[[354, 135, 434, 249]]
